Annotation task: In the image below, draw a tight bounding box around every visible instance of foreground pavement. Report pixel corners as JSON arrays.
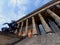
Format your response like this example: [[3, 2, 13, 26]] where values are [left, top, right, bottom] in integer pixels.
[[15, 32, 60, 45], [0, 32, 60, 45]]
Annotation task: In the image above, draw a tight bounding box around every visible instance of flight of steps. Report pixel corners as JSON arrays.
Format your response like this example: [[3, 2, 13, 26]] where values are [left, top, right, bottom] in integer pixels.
[[0, 32, 19, 45], [15, 32, 60, 45]]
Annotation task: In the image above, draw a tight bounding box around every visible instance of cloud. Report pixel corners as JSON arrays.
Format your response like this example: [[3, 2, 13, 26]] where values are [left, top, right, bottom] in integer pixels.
[[0, 0, 4, 13], [0, 0, 52, 24], [9, 0, 30, 5], [7, 0, 30, 20], [34, 0, 43, 7], [17, 0, 30, 6], [0, 0, 29, 31], [8, 0, 30, 8], [0, 13, 26, 30], [18, 6, 27, 14], [34, 0, 52, 7], [8, 0, 16, 7], [0, 14, 11, 24], [0, 0, 52, 31], [0, 14, 11, 30]]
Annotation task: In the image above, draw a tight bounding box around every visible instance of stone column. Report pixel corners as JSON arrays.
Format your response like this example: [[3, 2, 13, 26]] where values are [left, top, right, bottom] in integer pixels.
[[38, 13, 51, 33], [48, 19, 60, 33], [56, 5, 60, 9], [25, 19, 28, 36], [47, 9, 60, 26], [18, 22, 23, 36], [14, 23, 20, 34], [32, 17, 38, 35]]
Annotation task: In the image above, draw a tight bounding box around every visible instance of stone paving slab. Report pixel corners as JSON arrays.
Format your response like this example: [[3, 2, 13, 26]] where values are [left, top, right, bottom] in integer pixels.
[[0, 35, 18, 45], [15, 33, 60, 45]]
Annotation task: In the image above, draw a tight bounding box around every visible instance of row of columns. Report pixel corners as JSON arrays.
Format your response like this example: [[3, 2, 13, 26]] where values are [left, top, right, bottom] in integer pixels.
[[15, 23, 20, 34], [18, 22, 23, 36], [38, 13, 51, 33], [47, 9, 60, 26], [17, 17, 38, 36], [48, 19, 60, 32], [15, 8, 60, 37]]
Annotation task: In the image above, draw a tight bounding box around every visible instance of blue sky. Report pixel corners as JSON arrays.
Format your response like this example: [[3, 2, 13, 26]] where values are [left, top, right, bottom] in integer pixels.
[[0, 0, 52, 30]]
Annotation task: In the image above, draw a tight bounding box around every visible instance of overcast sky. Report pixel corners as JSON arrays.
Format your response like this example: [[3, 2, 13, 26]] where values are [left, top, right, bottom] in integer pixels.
[[0, 0, 52, 30]]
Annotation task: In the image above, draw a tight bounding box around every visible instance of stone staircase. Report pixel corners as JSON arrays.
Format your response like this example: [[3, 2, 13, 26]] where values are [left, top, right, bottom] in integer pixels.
[[15, 32, 60, 45], [0, 33, 19, 45], [0, 32, 60, 45]]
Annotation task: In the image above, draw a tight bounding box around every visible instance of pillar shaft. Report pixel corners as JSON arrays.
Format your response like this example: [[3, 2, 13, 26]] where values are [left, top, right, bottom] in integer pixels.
[[18, 22, 23, 36], [25, 19, 28, 35], [56, 5, 60, 9], [47, 9, 60, 26], [48, 19, 60, 32], [14, 24, 20, 34], [38, 13, 51, 32], [32, 17, 38, 34]]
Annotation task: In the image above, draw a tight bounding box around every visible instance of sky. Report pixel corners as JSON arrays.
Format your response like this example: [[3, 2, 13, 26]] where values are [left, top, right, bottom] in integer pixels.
[[0, 0, 52, 30]]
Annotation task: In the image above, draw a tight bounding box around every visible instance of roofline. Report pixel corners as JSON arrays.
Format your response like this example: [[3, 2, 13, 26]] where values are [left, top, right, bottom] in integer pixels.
[[17, 0, 59, 23]]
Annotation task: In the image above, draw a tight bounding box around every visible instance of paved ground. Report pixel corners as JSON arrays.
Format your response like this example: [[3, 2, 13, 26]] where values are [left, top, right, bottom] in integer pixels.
[[0, 34, 18, 45], [15, 32, 60, 45], [0, 32, 60, 45]]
